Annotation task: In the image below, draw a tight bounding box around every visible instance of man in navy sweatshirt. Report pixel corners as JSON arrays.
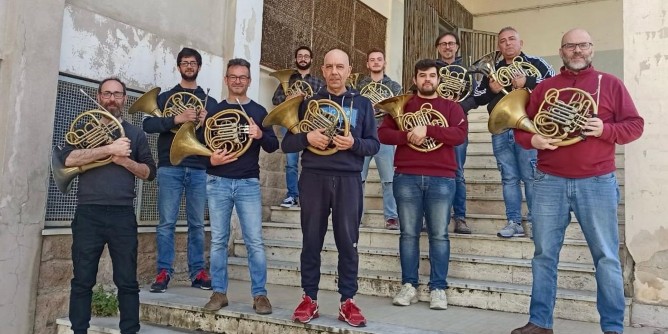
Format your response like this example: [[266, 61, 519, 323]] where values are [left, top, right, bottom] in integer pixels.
[[511, 29, 643, 334], [283, 48, 379, 327], [144, 47, 217, 293], [202, 58, 279, 315], [378, 59, 467, 311]]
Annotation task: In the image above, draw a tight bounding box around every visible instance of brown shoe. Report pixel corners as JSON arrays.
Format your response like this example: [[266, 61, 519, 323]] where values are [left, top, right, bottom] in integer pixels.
[[204, 292, 228, 311], [253, 295, 273, 314], [453, 217, 471, 234], [511, 322, 553, 334]]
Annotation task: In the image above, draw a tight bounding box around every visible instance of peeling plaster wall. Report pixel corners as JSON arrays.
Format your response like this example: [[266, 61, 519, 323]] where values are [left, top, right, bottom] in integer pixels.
[[66, 0, 225, 57], [0, 0, 66, 333], [470, 0, 623, 77], [61, 4, 224, 99], [623, 0, 668, 327], [225, 0, 264, 100]]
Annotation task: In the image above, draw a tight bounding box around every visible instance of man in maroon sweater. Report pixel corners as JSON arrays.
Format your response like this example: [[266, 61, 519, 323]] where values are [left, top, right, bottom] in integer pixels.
[[511, 29, 643, 334], [378, 59, 467, 310]]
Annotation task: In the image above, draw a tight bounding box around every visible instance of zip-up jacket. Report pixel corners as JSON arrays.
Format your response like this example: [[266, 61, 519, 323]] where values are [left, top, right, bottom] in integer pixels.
[[142, 84, 218, 169], [474, 52, 555, 113], [281, 87, 380, 176], [514, 65, 644, 178]]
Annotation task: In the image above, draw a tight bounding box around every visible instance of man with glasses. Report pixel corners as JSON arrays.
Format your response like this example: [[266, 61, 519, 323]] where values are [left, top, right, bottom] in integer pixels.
[[203, 58, 279, 315], [65, 77, 156, 334], [144, 47, 217, 293], [510, 28, 643, 334], [474, 27, 555, 239], [434, 31, 478, 234], [272, 46, 325, 208], [357, 48, 401, 230]]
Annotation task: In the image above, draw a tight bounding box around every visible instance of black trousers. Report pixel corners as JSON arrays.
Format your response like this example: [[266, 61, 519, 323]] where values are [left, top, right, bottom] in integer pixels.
[[69, 205, 139, 334], [298, 172, 363, 301]]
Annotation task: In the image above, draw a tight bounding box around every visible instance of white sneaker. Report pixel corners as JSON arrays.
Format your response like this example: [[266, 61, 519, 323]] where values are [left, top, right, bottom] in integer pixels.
[[429, 289, 448, 310], [392, 283, 418, 306]]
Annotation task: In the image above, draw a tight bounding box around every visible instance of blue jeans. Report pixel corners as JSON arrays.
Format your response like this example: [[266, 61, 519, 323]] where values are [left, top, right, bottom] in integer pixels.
[[156, 166, 206, 280], [361, 143, 398, 220], [491, 130, 537, 223], [453, 136, 468, 219], [207, 175, 267, 297], [393, 173, 455, 290], [529, 170, 624, 333], [281, 127, 299, 198]]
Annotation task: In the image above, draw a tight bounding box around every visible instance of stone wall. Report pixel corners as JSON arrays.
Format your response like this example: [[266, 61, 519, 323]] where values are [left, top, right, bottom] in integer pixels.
[[35, 231, 211, 334]]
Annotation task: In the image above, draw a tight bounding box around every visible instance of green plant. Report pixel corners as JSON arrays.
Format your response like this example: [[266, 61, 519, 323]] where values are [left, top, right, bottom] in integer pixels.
[[91, 284, 119, 317]]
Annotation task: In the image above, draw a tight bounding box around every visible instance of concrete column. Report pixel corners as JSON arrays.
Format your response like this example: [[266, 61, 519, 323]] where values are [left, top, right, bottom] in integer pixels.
[[623, 0, 668, 328], [0, 0, 66, 333]]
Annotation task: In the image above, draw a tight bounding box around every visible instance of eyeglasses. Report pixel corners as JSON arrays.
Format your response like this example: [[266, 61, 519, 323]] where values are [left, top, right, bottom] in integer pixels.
[[179, 61, 199, 67], [561, 42, 593, 51], [296, 55, 311, 60], [437, 41, 457, 48], [227, 75, 250, 82], [100, 91, 125, 99]]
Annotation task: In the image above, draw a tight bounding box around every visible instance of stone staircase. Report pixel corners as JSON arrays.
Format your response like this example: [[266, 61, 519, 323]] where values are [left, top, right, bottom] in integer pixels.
[[229, 108, 630, 325], [56, 109, 632, 334]]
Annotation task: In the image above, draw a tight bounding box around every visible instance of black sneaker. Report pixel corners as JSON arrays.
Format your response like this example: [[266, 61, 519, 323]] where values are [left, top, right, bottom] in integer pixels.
[[192, 269, 212, 290], [280, 196, 299, 208], [150, 269, 170, 293]]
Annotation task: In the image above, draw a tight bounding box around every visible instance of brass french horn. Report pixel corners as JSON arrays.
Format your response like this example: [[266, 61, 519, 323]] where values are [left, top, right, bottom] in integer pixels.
[[263, 96, 350, 156], [270, 69, 315, 98], [487, 87, 598, 147], [170, 105, 254, 165], [346, 73, 362, 90], [128, 88, 206, 133], [359, 81, 395, 119], [52, 109, 125, 193], [376, 94, 449, 152], [437, 64, 473, 102]]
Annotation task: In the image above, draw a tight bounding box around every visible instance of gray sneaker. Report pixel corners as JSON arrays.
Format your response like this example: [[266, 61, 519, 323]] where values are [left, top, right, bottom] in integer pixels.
[[497, 221, 525, 238]]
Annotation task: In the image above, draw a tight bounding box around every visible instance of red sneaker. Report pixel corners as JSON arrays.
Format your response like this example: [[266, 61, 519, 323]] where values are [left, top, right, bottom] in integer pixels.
[[338, 298, 367, 327], [291, 295, 319, 323]]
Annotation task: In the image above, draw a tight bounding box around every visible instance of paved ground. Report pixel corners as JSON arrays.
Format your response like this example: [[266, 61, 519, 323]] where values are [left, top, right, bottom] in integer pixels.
[[151, 280, 666, 334]]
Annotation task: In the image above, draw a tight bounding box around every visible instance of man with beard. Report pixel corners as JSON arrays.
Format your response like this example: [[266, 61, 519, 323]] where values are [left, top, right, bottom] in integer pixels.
[[434, 32, 478, 234], [473, 27, 555, 239], [378, 59, 467, 310], [144, 47, 217, 293], [203, 58, 279, 315], [64, 77, 156, 334], [272, 46, 325, 208], [357, 48, 401, 230], [510, 28, 643, 334], [284, 48, 379, 327]]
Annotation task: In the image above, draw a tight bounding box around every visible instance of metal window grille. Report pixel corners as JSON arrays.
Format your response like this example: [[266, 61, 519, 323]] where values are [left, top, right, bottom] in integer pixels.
[[45, 75, 207, 227]]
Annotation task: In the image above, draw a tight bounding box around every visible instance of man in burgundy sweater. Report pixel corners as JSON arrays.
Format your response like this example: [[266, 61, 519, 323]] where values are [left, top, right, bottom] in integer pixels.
[[510, 29, 644, 334], [378, 59, 467, 310]]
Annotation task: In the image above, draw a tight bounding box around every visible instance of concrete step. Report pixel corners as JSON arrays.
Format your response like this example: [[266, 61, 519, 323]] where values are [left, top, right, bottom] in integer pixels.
[[253, 223, 609, 264], [364, 177, 626, 199], [463, 166, 626, 184], [227, 257, 632, 325], [56, 317, 199, 334], [139, 285, 443, 334], [269, 208, 625, 241], [236, 234, 597, 291]]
